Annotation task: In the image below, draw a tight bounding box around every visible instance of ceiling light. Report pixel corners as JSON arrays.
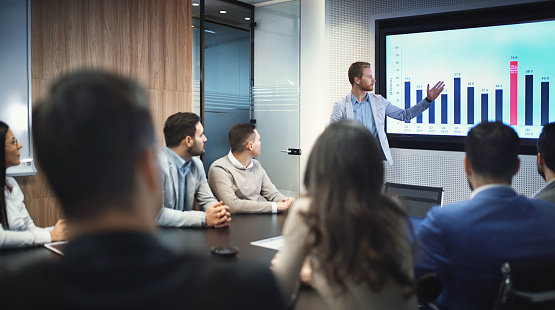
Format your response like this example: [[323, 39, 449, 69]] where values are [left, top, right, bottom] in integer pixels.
[[192, 3, 199, 6], [205, 30, 216, 34], [245, 17, 250, 21], [220, 10, 227, 14]]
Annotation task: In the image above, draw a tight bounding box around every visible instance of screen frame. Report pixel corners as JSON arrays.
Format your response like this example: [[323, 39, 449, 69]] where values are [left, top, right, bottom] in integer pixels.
[[375, 1, 555, 155]]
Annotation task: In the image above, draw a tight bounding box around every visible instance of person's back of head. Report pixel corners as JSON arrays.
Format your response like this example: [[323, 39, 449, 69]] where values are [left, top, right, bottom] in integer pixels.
[[537, 122, 555, 175], [33, 71, 156, 221], [163, 112, 200, 147], [228, 123, 256, 153], [303, 120, 413, 296], [465, 121, 520, 183]]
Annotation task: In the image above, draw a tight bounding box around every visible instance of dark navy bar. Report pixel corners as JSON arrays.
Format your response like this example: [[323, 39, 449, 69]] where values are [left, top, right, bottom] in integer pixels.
[[542, 82, 549, 125], [405, 81, 411, 123], [441, 94, 448, 124], [525, 75, 533, 125], [416, 89, 423, 123], [481, 93, 488, 121], [454, 78, 461, 124], [429, 100, 435, 124], [467, 87, 474, 124], [495, 89, 503, 121]]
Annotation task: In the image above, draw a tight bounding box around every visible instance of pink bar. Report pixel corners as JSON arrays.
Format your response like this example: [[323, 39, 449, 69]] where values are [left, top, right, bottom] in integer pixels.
[[510, 61, 518, 125]]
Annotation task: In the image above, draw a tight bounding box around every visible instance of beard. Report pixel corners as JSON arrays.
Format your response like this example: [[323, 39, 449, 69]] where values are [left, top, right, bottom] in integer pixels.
[[466, 176, 474, 191], [537, 163, 546, 181], [187, 142, 205, 157]]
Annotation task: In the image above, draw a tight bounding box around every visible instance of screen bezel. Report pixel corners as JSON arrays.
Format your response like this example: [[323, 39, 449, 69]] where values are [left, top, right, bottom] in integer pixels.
[[375, 1, 555, 155]]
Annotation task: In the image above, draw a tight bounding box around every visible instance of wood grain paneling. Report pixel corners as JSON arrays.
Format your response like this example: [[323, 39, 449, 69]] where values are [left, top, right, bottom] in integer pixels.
[[25, 0, 192, 227]]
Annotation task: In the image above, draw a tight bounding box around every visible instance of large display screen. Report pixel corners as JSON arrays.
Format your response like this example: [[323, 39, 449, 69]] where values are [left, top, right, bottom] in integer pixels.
[[376, 2, 555, 154], [385, 20, 554, 139]]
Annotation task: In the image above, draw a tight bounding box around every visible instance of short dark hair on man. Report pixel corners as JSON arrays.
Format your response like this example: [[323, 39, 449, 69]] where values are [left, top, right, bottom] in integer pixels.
[[163, 112, 200, 148], [33, 71, 155, 220], [348, 62, 371, 86], [229, 123, 256, 153], [538, 122, 555, 172], [465, 121, 520, 182]]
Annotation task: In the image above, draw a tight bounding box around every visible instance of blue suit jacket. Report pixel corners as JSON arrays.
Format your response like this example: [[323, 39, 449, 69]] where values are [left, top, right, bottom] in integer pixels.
[[415, 186, 555, 310]]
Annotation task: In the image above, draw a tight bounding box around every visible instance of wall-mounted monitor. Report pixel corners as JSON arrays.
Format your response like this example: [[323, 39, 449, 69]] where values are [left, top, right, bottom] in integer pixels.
[[376, 1, 555, 154]]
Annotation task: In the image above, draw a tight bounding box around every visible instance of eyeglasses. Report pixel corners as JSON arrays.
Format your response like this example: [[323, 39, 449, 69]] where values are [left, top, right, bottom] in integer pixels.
[[6, 138, 19, 147]]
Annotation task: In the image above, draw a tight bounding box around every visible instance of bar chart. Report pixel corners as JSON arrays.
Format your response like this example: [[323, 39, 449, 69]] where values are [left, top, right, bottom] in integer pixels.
[[385, 19, 555, 139]]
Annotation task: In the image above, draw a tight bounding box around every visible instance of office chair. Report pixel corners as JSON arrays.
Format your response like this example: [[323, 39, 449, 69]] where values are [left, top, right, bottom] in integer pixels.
[[384, 183, 444, 218], [493, 260, 555, 310]]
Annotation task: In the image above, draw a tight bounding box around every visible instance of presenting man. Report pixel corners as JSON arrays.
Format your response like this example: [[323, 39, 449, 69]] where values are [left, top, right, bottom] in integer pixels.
[[157, 112, 231, 228], [208, 123, 295, 213], [330, 61, 444, 164], [534, 122, 555, 205], [0, 71, 284, 309], [415, 122, 555, 310]]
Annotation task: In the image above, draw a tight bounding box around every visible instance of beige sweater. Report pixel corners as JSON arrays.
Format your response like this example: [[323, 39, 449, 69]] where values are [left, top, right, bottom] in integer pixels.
[[208, 154, 287, 213], [272, 197, 417, 310]]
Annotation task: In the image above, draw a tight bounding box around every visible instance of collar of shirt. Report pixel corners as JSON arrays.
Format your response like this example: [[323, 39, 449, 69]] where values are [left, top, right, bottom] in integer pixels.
[[351, 92, 369, 106], [169, 148, 189, 172], [227, 150, 253, 170], [470, 183, 513, 199], [534, 178, 555, 197]]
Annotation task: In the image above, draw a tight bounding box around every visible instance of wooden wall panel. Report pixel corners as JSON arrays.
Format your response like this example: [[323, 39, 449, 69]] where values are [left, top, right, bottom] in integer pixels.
[[24, 0, 193, 227]]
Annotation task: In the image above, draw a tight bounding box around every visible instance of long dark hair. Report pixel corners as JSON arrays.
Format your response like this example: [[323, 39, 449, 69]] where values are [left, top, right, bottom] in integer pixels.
[[303, 120, 413, 296], [1, 121, 10, 229]]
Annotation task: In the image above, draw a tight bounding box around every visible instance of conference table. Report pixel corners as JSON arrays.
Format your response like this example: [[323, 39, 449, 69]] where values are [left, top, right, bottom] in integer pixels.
[[0, 213, 328, 310]]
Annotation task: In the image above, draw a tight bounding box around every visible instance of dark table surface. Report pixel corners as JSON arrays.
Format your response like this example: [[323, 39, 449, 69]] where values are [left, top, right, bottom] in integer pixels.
[[0, 212, 328, 309]]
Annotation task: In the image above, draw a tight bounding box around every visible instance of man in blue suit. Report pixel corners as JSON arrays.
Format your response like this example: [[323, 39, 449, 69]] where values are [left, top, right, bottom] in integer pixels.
[[415, 122, 555, 310]]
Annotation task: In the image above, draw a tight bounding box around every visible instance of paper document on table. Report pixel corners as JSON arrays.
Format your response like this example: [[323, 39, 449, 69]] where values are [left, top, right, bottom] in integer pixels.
[[250, 235, 284, 250]]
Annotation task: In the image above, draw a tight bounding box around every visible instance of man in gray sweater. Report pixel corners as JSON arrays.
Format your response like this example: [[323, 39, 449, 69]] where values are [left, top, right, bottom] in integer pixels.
[[208, 123, 295, 213]]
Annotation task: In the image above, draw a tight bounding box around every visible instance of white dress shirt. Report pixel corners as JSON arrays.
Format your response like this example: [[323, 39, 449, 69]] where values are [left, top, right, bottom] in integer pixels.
[[0, 177, 52, 248]]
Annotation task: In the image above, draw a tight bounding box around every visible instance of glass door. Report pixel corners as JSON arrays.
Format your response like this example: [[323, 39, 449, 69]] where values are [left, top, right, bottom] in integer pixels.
[[252, 0, 300, 197]]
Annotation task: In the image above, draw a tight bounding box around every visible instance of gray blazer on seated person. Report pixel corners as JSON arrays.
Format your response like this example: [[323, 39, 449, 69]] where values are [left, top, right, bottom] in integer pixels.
[[157, 146, 218, 227], [534, 180, 555, 205]]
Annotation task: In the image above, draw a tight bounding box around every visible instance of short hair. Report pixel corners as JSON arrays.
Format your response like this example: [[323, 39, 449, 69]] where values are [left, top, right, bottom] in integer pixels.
[[228, 123, 256, 153], [348, 62, 371, 86], [33, 71, 155, 220], [465, 122, 520, 181], [538, 122, 555, 172], [163, 112, 200, 148]]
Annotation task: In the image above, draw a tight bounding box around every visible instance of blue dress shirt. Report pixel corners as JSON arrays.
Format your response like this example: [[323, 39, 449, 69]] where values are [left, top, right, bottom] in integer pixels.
[[169, 149, 191, 212], [351, 92, 377, 137]]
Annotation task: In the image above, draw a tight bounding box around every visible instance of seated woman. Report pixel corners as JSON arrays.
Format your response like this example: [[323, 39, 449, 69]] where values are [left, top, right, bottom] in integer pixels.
[[272, 120, 417, 309], [1, 121, 66, 248]]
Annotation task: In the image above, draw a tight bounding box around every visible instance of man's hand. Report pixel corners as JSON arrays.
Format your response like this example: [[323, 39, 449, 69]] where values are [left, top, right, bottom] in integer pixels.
[[426, 81, 445, 102], [205, 201, 231, 228], [276, 197, 296, 211], [49, 219, 67, 242]]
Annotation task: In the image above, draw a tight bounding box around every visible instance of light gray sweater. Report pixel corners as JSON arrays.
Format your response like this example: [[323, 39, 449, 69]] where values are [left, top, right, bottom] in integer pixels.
[[208, 153, 287, 213]]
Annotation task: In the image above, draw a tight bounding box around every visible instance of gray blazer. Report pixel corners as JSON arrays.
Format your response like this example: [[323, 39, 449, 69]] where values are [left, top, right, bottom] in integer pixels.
[[157, 147, 218, 227], [330, 92, 430, 165], [534, 180, 555, 206]]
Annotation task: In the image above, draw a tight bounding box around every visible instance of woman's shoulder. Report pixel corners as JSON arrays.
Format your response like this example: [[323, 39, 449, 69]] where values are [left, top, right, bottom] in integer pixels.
[[291, 196, 311, 212], [5, 177, 18, 188]]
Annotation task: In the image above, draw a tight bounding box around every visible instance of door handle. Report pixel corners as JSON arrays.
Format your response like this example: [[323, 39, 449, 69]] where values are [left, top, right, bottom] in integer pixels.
[[280, 148, 301, 155]]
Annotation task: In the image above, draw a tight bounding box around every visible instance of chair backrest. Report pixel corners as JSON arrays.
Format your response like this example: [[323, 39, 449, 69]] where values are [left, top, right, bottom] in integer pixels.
[[493, 260, 555, 310], [384, 182, 444, 218]]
